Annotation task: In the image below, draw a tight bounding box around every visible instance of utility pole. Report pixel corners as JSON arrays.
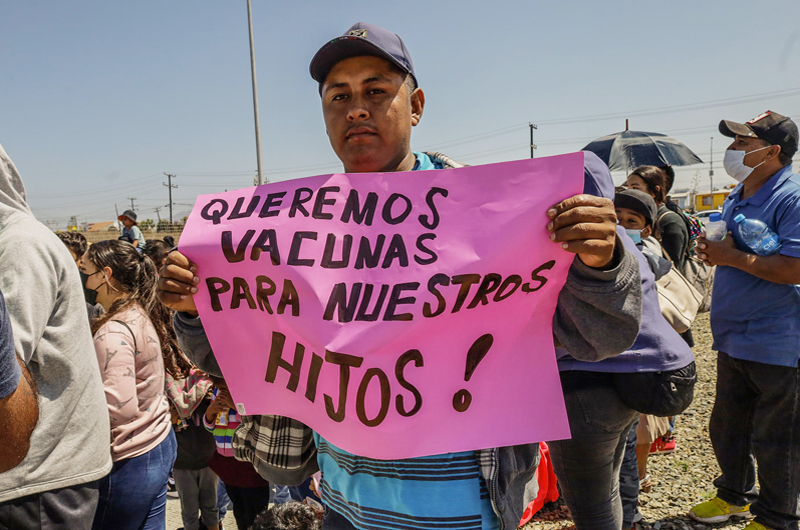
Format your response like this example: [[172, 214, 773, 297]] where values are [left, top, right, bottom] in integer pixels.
[[154, 207, 162, 222], [709, 137, 714, 195], [529, 123, 537, 158], [247, 0, 265, 185], [128, 197, 137, 211], [163, 173, 178, 227]]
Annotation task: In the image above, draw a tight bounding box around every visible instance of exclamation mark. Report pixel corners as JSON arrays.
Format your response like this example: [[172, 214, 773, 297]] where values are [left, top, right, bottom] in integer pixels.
[[452, 334, 494, 412]]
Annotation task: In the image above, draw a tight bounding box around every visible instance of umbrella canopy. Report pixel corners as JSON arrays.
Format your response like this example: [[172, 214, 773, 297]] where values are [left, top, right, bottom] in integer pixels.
[[583, 130, 703, 171]]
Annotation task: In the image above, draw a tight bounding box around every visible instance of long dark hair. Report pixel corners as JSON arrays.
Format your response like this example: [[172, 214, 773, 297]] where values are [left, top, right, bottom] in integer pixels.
[[142, 239, 171, 270], [87, 240, 191, 378], [629, 165, 667, 204]]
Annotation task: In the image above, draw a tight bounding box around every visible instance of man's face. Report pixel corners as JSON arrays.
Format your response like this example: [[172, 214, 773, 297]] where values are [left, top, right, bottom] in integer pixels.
[[615, 207, 652, 238], [321, 55, 423, 173], [727, 135, 774, 168]]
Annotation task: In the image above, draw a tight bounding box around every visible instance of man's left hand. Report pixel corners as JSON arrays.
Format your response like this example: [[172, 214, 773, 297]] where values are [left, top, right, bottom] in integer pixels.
[[696, 233, 739, 267], [547, 194, 618, 269]]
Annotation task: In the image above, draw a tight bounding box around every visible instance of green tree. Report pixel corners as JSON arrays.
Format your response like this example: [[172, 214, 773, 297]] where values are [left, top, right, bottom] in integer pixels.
[[139, 219, 156, 231]]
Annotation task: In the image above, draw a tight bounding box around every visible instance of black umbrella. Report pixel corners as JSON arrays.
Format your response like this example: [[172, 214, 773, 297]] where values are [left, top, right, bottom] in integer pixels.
[[583, 130, 703, 171]]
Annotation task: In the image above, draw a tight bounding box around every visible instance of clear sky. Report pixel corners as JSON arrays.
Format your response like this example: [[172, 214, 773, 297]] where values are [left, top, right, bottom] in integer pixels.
[[2, 0, 800, 228]]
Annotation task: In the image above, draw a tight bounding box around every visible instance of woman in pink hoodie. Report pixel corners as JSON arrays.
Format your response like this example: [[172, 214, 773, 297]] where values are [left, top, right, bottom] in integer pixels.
[[81, 240, 178, 530]]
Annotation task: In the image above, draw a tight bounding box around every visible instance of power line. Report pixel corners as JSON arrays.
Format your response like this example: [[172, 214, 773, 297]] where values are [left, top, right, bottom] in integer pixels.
[[28, 173, 163, 200], [534, 87, 800, 126]]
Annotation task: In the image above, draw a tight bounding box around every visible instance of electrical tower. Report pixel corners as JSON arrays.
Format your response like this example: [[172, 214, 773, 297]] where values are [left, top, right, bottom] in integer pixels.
[[529, 123, 538, 158], [164, 173, 178, 227], [127, 197, 137, 211]]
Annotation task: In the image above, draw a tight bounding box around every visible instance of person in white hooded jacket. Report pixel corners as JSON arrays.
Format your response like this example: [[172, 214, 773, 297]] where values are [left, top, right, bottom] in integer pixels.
[[0, 143, 112, 529]]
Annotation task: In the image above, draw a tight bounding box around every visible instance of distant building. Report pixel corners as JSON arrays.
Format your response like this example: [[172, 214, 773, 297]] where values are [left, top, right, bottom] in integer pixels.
[[85, 221, 118, 232], [695, 190, 732, 212], [669, 189, 692, 211]]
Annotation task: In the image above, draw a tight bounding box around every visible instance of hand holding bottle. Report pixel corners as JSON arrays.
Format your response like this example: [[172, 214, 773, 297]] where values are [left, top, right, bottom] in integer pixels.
[[703, 213, 727, 242]]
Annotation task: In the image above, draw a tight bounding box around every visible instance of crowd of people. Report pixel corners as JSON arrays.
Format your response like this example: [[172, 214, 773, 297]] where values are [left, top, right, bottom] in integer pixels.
[[0, 20, 798, 530]]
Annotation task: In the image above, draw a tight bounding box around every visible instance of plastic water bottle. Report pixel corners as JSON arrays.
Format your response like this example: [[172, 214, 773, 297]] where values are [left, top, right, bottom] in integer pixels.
[[733, 214, 782, 256], [704, 213, 727, 241]]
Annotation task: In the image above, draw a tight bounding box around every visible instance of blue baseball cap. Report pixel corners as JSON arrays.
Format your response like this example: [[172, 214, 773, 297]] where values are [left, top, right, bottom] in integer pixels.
[[310, 22, 417, 91]]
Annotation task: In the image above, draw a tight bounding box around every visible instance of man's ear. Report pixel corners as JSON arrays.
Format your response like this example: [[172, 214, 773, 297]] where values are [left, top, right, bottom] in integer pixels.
[[410, 88, 425, 127], [642, 225, 653, 239]]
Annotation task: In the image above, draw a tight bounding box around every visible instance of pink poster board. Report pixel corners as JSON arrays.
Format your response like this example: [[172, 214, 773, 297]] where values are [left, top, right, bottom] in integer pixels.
[[179, 153, 584, 459]]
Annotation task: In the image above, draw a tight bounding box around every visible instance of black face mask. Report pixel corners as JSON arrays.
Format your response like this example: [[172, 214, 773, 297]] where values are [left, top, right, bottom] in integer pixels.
[[81, 271, 100, 306]]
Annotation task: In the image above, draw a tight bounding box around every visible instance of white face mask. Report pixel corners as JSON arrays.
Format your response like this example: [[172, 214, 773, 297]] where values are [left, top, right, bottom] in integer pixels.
[[723, 145, 771, 183]]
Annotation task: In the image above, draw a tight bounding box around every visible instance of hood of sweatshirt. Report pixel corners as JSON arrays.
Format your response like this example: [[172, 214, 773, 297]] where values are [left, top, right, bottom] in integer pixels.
[[0, 144, 34, 230]]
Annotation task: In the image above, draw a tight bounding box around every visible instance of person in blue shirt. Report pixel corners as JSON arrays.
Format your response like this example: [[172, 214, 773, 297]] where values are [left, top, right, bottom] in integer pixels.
[[118, 209, 145, 252], [690, 111, 800, 530]]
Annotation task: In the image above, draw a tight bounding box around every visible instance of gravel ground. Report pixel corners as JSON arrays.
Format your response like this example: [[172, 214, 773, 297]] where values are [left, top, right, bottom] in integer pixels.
[[523, 312, 752, 530]]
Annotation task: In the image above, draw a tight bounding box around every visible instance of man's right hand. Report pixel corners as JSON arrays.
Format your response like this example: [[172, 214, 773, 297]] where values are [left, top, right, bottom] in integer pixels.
[[157, 250, 200, 316]]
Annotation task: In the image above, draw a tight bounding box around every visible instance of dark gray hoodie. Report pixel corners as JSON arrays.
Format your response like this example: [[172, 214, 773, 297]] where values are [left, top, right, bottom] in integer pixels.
[[0, 143, 111, 501]]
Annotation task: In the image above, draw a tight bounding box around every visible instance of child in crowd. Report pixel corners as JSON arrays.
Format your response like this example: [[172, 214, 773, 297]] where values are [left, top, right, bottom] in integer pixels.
[[168, 367, 219, 530], [56, 231, 105, 318], [143, 238, 172, 270], [615, 189, 677, 526], [250, 501, 321, 530], [56, 231, 87, 265], [118, 210, 145, 251], [204, 380, 272, 530]]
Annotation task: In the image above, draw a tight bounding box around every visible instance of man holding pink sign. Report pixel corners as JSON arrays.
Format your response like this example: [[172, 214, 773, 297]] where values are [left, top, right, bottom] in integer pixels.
[[158, 22, 642, 530]]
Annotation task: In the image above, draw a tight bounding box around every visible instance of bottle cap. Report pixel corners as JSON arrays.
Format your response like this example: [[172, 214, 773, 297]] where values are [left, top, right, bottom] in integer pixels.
[[734, 214, 746, 223], [709, 213, 721, 222]]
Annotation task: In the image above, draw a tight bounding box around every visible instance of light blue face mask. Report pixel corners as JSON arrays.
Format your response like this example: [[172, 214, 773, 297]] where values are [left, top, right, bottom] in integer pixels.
[[625, 228, 643, 244]]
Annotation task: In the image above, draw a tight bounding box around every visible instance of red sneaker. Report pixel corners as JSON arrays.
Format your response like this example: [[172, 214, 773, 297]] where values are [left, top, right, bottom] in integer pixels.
[[650, 434, 676, 454]]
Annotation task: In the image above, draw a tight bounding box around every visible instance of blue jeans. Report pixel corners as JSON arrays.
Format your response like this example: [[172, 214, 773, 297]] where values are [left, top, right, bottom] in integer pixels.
[[619, 418, 641, 528], [548, 371, 639, 530], [217, 480, 232, 520], [273, 485, 292, 503], [710, 352, 800, 530], [286, 477, 321, 504], [93, 430, 177, 530]]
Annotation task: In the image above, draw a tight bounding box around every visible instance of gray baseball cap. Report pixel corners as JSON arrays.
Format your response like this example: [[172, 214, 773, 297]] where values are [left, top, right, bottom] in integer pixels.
[[310, 22, 417, 91]]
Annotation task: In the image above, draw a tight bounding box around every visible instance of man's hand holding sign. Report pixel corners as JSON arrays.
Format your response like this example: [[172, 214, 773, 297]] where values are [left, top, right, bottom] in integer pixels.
[[156, 154, 621, 459], [546, 194, 618, 269]]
